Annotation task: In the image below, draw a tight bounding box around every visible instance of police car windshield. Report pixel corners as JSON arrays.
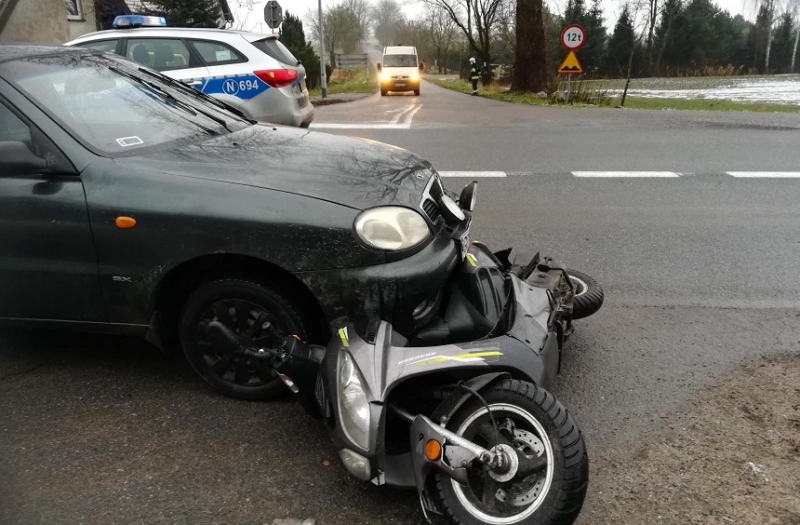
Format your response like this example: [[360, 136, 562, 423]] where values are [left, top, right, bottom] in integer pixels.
[[0, 54, 251, 156], [383, 55, 417, 67]]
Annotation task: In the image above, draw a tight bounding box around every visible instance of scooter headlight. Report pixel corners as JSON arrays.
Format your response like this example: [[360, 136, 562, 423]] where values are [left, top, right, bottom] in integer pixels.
[[337, 351, 370, 450], [354, 206, 430, 251]]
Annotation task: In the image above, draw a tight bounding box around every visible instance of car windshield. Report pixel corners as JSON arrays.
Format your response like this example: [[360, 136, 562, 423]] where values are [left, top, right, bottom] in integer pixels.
[[383, 55, 417, 67], [0, 53, 251, 156]]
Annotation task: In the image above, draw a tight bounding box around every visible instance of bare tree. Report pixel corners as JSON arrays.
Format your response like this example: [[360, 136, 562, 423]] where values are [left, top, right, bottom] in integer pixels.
[[306, 4, 362, 67], [645, 0, 659, 74], [793, 14, 800, 72], [425, 3, 459, 72], [342, 0, 372, 42], [494, 0, 516, 65], [373, 0, 403, 45], [420, 0, 505, 80], [762, 0, 777, 69], [619, 0, 651, 106]]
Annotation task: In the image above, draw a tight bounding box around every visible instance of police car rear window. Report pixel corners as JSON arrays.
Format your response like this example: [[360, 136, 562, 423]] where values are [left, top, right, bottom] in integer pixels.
[[251, 38, 298, 66], [190, 40, 245, 65]]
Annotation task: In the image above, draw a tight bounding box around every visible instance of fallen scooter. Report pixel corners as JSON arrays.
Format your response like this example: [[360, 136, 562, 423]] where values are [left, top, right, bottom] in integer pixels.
[[246, 237, 603, 525]]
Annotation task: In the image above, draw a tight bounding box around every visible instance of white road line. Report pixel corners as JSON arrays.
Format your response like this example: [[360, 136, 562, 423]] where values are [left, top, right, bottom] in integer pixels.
[[390, 103, 417, 124], [439, 171, 507, 178], [572, 171, 681, 178], [727, 172, 800, 178], [403, 105, 423, 125]]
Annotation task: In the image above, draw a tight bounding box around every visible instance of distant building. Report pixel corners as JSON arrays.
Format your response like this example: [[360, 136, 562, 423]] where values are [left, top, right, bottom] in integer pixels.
[[0, 0, 98, 44], [0, 0, 233, 44]]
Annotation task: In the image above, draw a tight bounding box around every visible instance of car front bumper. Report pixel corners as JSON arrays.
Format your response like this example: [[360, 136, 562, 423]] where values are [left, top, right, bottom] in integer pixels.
[[295, 230, 460, 336], [381, 78, 420, 92]]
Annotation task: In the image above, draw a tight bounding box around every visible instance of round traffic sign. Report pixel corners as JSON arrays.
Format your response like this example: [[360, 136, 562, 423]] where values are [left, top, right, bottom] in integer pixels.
[[561, 24, 586, 50]]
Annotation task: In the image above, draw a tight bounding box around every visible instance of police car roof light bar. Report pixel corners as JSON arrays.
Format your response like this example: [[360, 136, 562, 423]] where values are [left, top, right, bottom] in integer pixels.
[[112, 15, 168, 28]]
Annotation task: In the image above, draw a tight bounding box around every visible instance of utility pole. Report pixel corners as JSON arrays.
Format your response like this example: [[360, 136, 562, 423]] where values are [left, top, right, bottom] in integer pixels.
[[318, 0, 328, 98]]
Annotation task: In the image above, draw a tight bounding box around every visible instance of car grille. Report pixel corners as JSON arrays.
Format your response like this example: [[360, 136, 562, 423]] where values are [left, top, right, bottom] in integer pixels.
[[422, 198, 440, 222]]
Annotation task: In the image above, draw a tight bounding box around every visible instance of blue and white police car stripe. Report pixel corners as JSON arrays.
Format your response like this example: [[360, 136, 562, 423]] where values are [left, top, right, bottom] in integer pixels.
[[193, 74, 270, 100]]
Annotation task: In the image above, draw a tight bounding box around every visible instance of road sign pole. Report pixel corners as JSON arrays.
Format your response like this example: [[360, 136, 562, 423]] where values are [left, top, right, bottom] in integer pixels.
[[566, 75, 571, 104], [318, 0, 327, 99]]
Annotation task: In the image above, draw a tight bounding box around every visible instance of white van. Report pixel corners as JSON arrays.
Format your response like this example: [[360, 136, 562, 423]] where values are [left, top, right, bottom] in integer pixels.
[[377, 46, 423, 96]]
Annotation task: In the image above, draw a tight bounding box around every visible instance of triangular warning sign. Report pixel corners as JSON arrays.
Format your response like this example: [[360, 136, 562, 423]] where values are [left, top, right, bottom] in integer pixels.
[[558, 51, 583, 74]]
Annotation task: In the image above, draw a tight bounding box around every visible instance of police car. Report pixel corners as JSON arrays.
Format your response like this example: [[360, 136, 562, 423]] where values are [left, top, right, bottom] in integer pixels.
[[65, 15, 314, 127]]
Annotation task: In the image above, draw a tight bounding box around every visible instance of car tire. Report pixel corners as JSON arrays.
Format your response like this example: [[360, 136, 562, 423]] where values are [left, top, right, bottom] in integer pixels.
[[433, 379, 589, 525], [179, 279, 310, 401], [414, 88, 420, 96], [381, 89, 388, 96], [567, 269, 604, 320]]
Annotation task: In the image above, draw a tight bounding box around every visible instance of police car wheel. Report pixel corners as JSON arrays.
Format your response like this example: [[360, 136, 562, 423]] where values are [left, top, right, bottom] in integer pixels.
[[178, 279, 310, 401]]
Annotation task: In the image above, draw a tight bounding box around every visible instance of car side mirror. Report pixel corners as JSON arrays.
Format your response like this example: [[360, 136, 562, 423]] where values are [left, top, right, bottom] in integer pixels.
[[0, 141, 48, 175], [419, 64, 424, 71], [376, 63, 382, 71]]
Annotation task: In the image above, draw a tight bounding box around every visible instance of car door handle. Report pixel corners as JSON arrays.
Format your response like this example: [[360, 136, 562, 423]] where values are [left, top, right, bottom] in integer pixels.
[[183, 80, 203, 87]]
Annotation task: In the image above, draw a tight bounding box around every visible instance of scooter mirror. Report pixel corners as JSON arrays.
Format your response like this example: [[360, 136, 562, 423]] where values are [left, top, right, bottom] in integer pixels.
[[459, 181, 478, 211]]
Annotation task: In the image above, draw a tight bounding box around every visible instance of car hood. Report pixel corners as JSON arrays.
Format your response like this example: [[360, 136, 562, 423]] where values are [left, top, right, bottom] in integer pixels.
[[114, 124, 436, 210]]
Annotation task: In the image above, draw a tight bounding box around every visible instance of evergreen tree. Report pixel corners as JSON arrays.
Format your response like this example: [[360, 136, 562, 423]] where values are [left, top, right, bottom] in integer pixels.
[[279, 12, 323, 89], [605, 5, 638, 76], [652, 0, 683, 74], [145, 0, 222, 28], [730, 15, 755, 69], [581, 0, 607, 75], [750, 5, 771, 72], [279, 12, 306, 51], [564, 0, 586, 24], [770, 13, 795, 73]]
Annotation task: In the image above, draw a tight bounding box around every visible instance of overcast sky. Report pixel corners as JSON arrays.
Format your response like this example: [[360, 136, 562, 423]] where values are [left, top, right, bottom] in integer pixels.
[[230, 0, 760, 35]]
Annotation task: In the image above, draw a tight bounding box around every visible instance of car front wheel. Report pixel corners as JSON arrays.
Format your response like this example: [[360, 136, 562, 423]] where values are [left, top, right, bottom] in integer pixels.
[[179, 279, 309, 401]]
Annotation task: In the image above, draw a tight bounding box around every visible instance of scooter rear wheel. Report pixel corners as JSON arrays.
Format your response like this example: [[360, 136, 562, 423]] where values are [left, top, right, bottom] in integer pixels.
[[433, 379, 588, 525]]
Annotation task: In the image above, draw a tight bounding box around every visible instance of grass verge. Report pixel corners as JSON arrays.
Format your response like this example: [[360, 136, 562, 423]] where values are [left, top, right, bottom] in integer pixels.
[[309, 67, 377, 97], [427, 77, 800, 113]]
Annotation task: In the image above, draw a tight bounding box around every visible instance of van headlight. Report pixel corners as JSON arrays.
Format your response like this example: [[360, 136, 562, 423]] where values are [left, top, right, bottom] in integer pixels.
[[381, 72, 391, 82], [338, 351, 370, 450], [354, 206, 430, 251]]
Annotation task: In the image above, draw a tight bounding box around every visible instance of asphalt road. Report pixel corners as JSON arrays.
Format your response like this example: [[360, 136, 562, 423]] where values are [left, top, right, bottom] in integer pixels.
[[2, 81, 800, 525]]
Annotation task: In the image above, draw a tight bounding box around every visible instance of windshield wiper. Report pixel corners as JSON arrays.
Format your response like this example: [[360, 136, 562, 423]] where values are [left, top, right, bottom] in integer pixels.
[[136, 67, 256, 123], [108, 65, 230, 133]]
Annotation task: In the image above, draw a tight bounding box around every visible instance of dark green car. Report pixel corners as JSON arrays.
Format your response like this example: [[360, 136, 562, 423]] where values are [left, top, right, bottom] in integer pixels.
[[0, 44, 465, 400]]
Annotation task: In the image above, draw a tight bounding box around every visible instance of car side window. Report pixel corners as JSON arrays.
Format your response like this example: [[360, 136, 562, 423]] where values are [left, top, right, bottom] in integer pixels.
[[0, 102, 32, 148], [190, 40, 246, 66], [126, 38, 196, 71], [77, 40, 119, 54]]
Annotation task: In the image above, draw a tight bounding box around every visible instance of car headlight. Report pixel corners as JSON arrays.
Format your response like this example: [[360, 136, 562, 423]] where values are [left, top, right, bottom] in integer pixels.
[[381, 72, 391, 82], [354, 206, 430, 251], [410, 73, 420, 81], [338, 351, 370, 450]]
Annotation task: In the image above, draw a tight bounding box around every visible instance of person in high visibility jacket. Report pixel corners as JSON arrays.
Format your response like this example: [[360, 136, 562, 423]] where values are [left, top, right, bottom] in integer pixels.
[[469, 57, 480, 95]]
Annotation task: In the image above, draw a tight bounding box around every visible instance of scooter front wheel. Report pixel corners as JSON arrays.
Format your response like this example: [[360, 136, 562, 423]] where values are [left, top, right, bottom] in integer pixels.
[[433, 379, 588, 525], [567, 269, 604, 320]]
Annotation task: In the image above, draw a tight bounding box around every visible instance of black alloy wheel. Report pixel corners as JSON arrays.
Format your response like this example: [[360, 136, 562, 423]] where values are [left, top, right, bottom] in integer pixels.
[[179, 279, 309, 400]]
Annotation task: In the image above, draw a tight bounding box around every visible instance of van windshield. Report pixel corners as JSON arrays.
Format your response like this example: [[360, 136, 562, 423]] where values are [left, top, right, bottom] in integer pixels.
[[383, 54, 417, 67]]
